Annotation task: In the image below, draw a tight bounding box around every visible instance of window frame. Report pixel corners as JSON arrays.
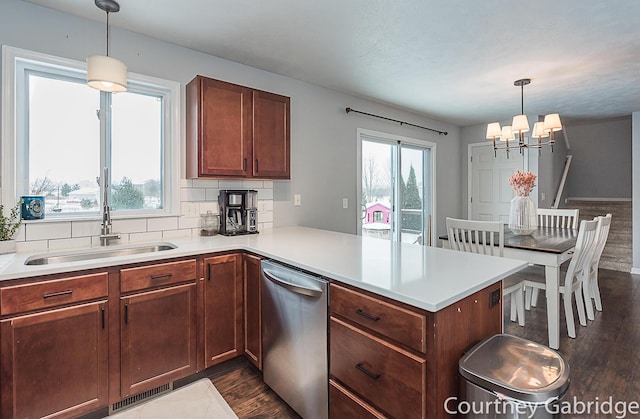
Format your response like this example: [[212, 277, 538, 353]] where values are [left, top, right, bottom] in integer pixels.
[[356, 128, 438, 246], [1, 45, 180, 220]]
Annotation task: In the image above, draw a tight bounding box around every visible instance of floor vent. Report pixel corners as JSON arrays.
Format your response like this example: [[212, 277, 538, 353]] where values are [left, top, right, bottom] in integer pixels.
[[109, 382, 173, 415]]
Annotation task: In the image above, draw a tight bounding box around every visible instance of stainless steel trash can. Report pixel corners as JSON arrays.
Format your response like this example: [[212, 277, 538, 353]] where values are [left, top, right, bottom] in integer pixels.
[[458, 334, 570, 418]]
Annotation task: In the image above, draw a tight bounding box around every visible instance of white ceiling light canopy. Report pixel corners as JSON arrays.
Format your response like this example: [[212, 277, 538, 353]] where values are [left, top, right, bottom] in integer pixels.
[[486, 78, 562, 158], [87, 0, 127, 92]]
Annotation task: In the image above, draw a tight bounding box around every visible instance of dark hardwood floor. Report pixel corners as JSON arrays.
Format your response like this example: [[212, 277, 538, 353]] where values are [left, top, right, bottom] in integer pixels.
[[504, 267, 640, 418], [209, 268, 639, 419], [206, 357, 300, 418]]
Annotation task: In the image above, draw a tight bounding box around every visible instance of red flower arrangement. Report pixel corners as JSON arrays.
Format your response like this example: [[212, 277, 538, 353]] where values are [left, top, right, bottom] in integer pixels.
[[508, 170, 537, 197]]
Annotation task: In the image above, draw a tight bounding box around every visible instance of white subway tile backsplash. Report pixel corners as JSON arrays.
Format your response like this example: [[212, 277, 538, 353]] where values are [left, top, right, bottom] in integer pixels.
[[199, 202, 219, 214], [13, 224, 25, 242], [179, 216, 201, 230], [17, 175, 278, 250], [192, 179, 220, 188], [147, 217, 179, 232], [181, 202, 199, 217], [162, 229, 193, 239], [241, 180, 264, 189], [72, 220, 101, 237], [205, 189, 221, 201], [130, 231, 163, 243], [218, 180, 244, 189], [16, 240, 48, 252], [181, 188, 206, 202], [112, 219, 147, 234], [25, 222, 72, 241], [49, 237, 92, 250], [256, 188, 273, 200], [258, 200, 273, 212], [259, 211, 273, 223]]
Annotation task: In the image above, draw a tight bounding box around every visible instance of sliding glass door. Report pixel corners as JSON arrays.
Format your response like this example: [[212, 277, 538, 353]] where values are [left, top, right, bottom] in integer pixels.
[[358, 129, 435, 245]]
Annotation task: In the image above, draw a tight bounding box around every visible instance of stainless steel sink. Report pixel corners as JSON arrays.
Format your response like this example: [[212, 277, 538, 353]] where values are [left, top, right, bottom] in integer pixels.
[[24, 243, 178, 266]]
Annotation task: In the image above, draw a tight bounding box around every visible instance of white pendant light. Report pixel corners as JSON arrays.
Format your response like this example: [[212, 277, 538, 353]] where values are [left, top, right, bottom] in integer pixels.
[[87, 0, 127, 92]]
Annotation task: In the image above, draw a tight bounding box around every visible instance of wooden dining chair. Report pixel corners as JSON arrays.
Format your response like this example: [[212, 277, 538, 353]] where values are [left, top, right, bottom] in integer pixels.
[[523, 218, 599, 338], [583, 214, 612, 320], [537, 208, 580, 229], [445, 217, 525, 326]]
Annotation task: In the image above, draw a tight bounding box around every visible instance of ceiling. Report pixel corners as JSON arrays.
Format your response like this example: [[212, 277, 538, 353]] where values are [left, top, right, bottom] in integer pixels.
[[25, 0, 640, 126]]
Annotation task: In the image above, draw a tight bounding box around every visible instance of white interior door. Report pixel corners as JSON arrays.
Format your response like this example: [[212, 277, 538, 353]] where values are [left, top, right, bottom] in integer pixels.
[[469, 144, 524, 222]]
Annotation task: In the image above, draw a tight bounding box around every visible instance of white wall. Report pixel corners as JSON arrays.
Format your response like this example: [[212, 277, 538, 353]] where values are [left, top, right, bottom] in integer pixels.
[[564, 116, 632, 199], [0, 1, 462, 249]]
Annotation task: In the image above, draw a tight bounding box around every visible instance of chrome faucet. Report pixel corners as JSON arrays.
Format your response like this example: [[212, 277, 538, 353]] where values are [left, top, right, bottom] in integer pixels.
[[99, 167, 120, 246]]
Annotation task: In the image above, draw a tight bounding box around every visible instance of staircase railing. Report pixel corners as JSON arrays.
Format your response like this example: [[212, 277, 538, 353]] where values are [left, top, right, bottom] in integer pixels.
[[552, 155, 572, 209]]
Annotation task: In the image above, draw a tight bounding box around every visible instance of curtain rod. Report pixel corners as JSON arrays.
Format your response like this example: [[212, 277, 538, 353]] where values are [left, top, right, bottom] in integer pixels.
[[345, 107, 448, 136]]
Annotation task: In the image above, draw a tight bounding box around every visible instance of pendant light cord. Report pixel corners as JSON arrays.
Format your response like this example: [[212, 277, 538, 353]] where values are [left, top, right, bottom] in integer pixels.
[[106, 10, 110, 57]]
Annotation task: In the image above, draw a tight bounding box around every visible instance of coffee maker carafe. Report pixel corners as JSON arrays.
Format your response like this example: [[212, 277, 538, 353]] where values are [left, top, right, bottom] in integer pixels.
[[218, 190, 258, 236]]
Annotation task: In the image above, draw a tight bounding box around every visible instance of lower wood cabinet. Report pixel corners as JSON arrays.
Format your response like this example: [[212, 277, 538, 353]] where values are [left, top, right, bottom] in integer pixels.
[[120, 283, 197, 397], [330, 316, 426, 418], [0, 301, 109, 419], [330, 282, 502, 419], [203, 253, 243, 367], [243, 254, 262, 369], [329, 379, 385, 419]]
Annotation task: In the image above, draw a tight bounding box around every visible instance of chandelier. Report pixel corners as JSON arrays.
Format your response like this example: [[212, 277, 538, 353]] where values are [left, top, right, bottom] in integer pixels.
[[486, 78, 562, 158]]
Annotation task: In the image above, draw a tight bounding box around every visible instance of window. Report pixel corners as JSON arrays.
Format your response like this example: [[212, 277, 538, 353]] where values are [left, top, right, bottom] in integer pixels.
[[2, 46, 179, 218], [357, 129, 436, 245]]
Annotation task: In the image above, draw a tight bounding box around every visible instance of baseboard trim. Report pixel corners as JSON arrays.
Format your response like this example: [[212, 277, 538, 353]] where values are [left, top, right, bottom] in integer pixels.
[[631, 267, 640, 275], [566, 197, 632, 202]]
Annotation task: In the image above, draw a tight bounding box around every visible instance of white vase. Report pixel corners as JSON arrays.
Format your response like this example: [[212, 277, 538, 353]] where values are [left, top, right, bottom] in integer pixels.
[[0, 240, 16, 254], [508, 195, 537, 235]]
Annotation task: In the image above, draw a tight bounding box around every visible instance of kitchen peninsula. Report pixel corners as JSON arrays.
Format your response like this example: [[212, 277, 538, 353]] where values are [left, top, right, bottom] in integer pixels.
[[0, 226, 526, 418]]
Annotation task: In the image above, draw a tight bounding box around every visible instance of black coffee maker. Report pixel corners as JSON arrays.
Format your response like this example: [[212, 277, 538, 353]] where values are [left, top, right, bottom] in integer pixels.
[[218, 190, 258, 236]]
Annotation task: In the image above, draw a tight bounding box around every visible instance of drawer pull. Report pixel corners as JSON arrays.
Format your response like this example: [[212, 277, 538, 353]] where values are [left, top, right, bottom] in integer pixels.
[[151, 273, 173, 281], [43, 290, 73, 299], [355, 363, 381, 380], [355, 309, 380, 322]]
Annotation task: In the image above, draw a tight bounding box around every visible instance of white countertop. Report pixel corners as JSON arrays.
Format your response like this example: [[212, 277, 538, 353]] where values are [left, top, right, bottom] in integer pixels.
[[0, 226, 527, 312]]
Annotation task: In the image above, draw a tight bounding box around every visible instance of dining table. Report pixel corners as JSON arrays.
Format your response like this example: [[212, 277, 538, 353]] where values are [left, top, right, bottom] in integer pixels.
[[441, 226, 578, 350]]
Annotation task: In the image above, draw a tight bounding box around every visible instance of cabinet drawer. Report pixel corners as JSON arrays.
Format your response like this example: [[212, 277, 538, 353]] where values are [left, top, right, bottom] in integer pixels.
[[121, 259, 197, 293], [330, 379, 386, 419], [1, 273, 108, 315], [330, 317, 426, 419], [330, 283, 427, 353]]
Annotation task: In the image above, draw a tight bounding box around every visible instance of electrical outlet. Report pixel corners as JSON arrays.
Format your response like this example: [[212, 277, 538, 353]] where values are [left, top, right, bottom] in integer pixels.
[[294, 194, 302, 206], [342, 198, 348, 209], [489, 288, 501, 308], [541, 192, 546, 201]]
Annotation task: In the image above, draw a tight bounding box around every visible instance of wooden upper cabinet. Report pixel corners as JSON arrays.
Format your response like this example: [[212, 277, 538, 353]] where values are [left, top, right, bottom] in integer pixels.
[[186, 75, 290, 179], [253, 90, 290, 179]]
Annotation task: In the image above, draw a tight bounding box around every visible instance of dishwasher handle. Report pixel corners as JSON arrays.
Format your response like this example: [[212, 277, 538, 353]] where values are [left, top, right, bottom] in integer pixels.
[[262, 268, 324, 298]]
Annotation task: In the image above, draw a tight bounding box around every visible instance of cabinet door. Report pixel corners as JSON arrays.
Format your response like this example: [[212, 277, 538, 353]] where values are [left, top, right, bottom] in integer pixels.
[[187, 76, 253, 178], [0, 302, 108, 419], [433, 284, 502, 419], [243, 254, 262, 369], [252, 90, 290, 179], [204, 254, 243, 367], [120, 283, 197, 397]]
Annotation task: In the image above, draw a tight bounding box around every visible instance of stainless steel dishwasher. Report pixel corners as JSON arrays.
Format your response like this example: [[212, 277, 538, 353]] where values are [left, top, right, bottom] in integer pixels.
[[261, 260, 328, 419]]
